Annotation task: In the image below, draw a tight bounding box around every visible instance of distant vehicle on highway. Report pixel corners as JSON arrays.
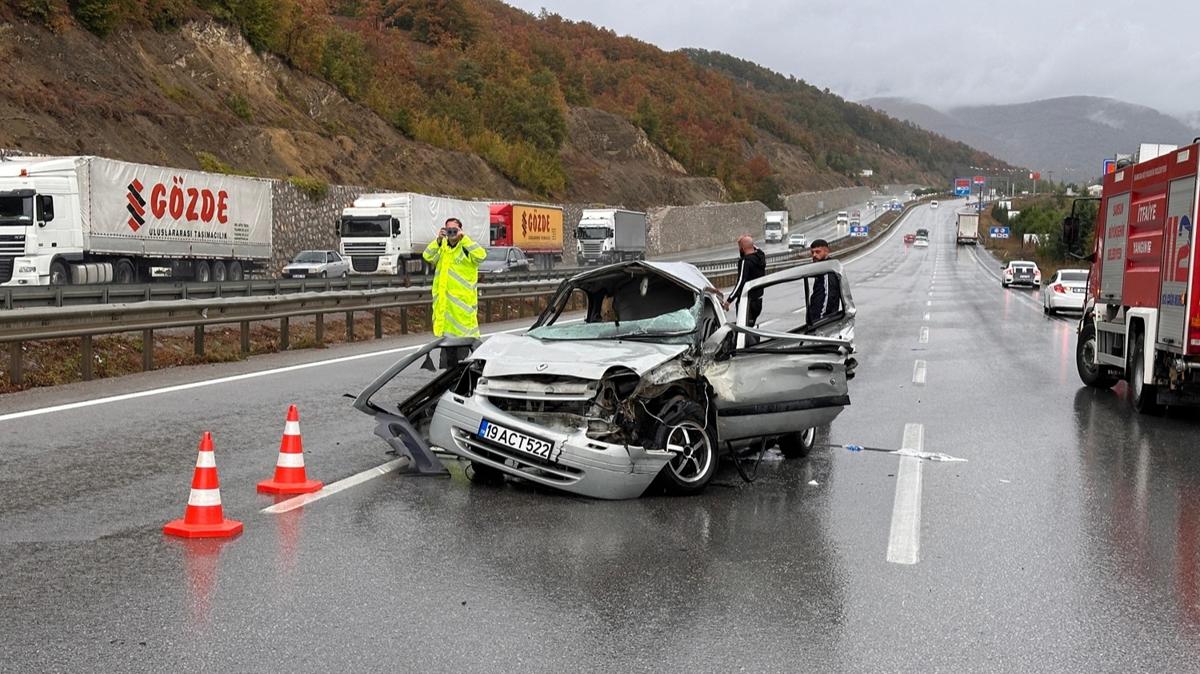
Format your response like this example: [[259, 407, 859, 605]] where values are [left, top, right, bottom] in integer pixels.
[[915, 228, 929, 238], [788, 232, 809, 249], [930, 200, 939, 209], [913, 236, 929, 248], [575, 209, 647, 265], [339, 193, 487, 277], [903, 233, 916, 244], [764, 211, 789, 243], [836, 211, 849, 225], [851, 210, 861, 218], [1041, 269, 1088, 315], [480, 246, 530, 274], [282, 250, 349, 278], [1002, 260, 1041, 288]]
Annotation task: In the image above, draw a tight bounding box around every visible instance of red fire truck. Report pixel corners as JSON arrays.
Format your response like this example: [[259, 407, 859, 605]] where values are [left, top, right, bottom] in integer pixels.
[[1069, 141, 1200, 412]]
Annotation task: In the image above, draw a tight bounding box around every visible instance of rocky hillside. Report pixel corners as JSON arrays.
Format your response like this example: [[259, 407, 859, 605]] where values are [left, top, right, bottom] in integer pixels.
[[0, 1, 1009, 207]]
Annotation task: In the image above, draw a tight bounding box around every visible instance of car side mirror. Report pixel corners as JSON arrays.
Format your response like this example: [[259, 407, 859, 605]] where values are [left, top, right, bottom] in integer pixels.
[[703, 324, 735, 358]]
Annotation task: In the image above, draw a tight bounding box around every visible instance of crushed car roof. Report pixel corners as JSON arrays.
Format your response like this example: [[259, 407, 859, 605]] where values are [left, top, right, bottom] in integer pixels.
[[567, 260, 712, 292]]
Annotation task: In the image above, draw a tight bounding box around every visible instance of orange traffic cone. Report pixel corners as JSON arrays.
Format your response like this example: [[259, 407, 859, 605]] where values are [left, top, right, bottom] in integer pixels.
[[257, 405, 323, 495], [164, 432, 243, 539]]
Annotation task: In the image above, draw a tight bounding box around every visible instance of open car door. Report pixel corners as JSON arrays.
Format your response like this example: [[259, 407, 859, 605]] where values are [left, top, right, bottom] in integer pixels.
[[703, 260, 856, 442]]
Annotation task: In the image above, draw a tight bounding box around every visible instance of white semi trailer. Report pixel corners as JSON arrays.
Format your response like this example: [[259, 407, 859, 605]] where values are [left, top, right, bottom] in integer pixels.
[[338, 193, 489, 276], [0, 156, 272, 286]]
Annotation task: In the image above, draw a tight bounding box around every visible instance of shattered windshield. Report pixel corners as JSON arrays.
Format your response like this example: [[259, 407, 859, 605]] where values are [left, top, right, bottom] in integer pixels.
[[530, 307, 698, 341], [532, 268, 703, 341]]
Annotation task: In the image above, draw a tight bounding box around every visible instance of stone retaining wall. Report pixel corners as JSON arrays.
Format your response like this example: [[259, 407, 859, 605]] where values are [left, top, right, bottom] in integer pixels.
[[783, 186, 873, 222], [269, 181, 367, 275], [647, 201, 769, 256]]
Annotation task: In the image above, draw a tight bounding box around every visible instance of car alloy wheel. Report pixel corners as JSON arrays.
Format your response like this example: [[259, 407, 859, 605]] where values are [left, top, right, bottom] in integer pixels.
[[665, 421, 714, 484]]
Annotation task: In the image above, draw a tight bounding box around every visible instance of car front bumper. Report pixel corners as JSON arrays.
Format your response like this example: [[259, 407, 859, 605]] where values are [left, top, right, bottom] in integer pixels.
[[429, 392, 673, 500]]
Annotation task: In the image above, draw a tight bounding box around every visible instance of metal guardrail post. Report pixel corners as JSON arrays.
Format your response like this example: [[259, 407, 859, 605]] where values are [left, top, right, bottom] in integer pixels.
[[141, 329, 153, 371], [9, 341, 23, 385], [315, 314, 325, 345], [240, 321, 250, 355], [280, 317, 290, 350], [400, 306, 409, 334], [345, 311, 355, 342], [374, 309, 383, 339], [194, 326, 205, 357], [81, 335, 93, 380]]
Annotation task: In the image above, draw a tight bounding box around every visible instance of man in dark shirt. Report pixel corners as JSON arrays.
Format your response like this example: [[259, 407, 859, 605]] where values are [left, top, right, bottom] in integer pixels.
[[806, 238, 842, 326], [724, 235, 767, 327]]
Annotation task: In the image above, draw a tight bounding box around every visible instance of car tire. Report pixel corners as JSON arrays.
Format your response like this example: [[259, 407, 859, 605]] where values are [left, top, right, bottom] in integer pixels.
[[1077, 321, 1117, 389], [466, 460, 506, 486], [779, 427, 817, 459], [1129, 330, 1162, 415], [651, 398, 717, 496]]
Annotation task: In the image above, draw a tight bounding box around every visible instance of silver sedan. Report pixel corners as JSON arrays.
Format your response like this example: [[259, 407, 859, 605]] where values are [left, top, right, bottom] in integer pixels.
[[282, 250, 350, 279]]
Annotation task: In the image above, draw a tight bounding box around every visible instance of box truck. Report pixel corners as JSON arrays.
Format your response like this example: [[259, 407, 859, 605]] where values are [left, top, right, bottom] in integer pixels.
[[764, 211, 789, 243], [575, 209, 647, 265], [0, 155, 272, 286], [338, 193, 488, 276], [955, 209, 980, 245], [490, 203, 564, 269]]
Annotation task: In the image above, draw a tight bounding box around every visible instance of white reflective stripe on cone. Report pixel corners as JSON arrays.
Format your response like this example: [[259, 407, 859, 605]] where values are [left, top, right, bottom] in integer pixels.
[[275, 452, 306, 468], [284, 420, 301, 436], [188, 488, 223, 507], [195, 452, 216, 468]]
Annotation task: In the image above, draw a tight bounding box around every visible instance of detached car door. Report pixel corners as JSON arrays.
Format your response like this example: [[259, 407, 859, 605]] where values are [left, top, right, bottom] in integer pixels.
[[704, 261, 855, 442]]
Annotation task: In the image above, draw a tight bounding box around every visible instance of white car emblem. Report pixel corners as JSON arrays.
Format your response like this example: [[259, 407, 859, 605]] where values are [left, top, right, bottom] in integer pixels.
[[536, 363, 549, 372]]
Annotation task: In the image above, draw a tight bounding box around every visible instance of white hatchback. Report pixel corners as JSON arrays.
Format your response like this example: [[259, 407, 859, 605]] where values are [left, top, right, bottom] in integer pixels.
[[1041, 269, 1089, 315]]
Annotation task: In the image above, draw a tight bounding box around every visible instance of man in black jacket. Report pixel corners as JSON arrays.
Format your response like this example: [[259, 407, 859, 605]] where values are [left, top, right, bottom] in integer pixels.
[[806, 238, 842, 326], [724, 235, 766, 327]]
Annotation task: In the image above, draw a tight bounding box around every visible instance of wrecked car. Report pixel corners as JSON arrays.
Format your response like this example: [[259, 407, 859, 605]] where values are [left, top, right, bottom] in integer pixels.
[[355, 260, 857, 500]]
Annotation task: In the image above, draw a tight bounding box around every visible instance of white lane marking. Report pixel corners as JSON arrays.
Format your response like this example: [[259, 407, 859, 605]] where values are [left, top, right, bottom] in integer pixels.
[[912, 360, 927, 384], [887, 423, 924, 565], [919, 327, 929, 344], [926, 300, 932, 307], [923, 313, 931, 321], [0, 322, 573, 424], [263, 459, 407, 514]]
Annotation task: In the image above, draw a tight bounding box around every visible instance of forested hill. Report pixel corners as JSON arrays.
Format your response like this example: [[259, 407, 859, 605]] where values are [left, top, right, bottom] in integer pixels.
[[0, 0, 1011, 206]]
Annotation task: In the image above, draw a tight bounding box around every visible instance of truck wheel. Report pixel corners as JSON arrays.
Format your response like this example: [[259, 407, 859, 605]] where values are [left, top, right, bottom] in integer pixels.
[[651, 398, 717, 496], [211, 260, 228, 282], [194, 260, 212, 283], [1129, 331, 1162, 415], [1077, 322, 1117, 389], [49, 261, 69, 286], [113, 259, 137, 284], [227, 260, 244, 281]]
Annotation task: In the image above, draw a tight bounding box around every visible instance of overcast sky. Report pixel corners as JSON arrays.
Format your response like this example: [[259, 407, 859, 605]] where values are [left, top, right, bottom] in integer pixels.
[[506, 0, 1200, 115]]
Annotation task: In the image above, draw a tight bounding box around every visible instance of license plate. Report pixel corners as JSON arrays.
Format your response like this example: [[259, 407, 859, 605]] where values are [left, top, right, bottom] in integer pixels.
[[478, 420, 559, 463], [1073, 288, 1086, 294]]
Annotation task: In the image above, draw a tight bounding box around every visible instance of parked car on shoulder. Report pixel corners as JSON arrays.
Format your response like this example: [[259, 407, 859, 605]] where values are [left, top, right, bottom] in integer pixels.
[[1041, 268, 1089, 314], [282, 250, 349, 278], [1002, 260, 1041, 288], [480, 246, 531, 274]]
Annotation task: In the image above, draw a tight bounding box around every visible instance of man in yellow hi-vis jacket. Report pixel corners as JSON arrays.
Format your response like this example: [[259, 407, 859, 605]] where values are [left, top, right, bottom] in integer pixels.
[[423, 218, 487, 358]]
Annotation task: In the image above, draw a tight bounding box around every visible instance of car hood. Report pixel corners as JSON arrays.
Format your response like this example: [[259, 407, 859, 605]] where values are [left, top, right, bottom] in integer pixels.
[[285, 263, 323, 270], [478, 260, 507, 272], [470, 333, 689, 380]]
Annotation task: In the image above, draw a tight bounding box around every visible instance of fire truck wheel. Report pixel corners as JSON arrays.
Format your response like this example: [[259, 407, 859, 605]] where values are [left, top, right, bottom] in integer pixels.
[[1076, 322, 1117, 389], [1129, 331, 1162, 415]]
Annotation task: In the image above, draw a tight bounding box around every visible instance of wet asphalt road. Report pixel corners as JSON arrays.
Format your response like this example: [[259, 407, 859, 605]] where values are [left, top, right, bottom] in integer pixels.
[[4, 199, 1200, 671]]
